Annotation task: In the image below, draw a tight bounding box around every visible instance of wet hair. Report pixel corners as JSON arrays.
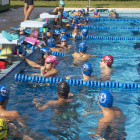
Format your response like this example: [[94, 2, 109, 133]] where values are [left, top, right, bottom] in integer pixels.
[[57, 81, 70, 99], [79, 50, 86, 53], [0, 101, 5, 105]]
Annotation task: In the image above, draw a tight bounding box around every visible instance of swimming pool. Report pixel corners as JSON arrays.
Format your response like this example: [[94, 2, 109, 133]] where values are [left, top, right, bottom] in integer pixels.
[[2, 15, 140, 140]]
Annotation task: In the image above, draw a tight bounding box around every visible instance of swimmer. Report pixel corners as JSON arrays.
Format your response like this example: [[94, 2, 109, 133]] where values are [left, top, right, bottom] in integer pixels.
[[79, 18, 89, 26], [78, 10, 83, 17], [19, 44, 52, 68], [93, 10, 100, 18], [32, 81, 73, 111], [100, 55, 113, 81], [81, 8, 88, 15], [20, 54, 59, 78], [72, 24, 82, 39], [47, 38, 63, 53], [72, 42, 98, 62], [56, 35, 72, 49], [82, 62, 95, 81], [108, 9, 117, 18], [69, 10, 76, 16], [66, 62, 97, 81], [0, 119, 33, 140], [89, 90, 126, 139], [60, 28, 66, 38], [52, 29, 61, 43], [40, 55, 59, 77], [69, 10, 80, 17], [0, 86, 26, 127]]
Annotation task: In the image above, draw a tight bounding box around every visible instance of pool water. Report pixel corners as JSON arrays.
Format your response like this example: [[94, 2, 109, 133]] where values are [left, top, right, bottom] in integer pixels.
[[2, 16, 140, 140]]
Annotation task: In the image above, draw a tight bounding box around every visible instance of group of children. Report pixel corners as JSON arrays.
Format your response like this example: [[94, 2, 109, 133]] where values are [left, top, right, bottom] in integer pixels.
[[0, 2, 125, 139]]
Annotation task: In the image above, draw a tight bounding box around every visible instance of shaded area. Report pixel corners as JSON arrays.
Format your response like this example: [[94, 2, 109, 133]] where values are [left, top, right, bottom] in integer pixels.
[[133, 43, 140, 49], [131, 31, 140, 36]]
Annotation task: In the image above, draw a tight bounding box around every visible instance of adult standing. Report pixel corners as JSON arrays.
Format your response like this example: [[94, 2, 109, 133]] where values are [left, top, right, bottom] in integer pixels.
[[24, 0, 34, 21]]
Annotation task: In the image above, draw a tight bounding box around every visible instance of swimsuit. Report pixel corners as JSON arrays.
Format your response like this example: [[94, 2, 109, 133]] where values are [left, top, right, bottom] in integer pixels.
[[79, 53, 85, 58], [25, 0, 34, 5]]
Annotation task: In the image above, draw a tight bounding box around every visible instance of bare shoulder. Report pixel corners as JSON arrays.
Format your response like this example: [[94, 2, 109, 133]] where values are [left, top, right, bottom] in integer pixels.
[[112, 106, 122, 115], [72, 52, 77, 56], [98, 117, 105, 123], [53, 69, 58, 74], [10, 110, 20, 118], [47, 100, 59, 106], [113, 106, 121, 112]]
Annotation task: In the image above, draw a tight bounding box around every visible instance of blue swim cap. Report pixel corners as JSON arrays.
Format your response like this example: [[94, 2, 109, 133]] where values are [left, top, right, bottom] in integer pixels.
[[75, 19, 80, 24], [82, 29, 88, 37], [59, 0, 65, 6], [99, 90, 113, 108], [63, 11, 69, 17], [110, 9, 116, 13], [82, 62, 92, 76], [81, 8, 85, 12], [60, 28, 66, 33], [79, 42, 87, 52], [85, 18, 89, 23], [47, 38, 56, 48], [74, 15, 78, 19], [71, 10, 75, 13], [74, 24, 79, 28], [53, 29, 60, 37], [40, 47, 52, 56], [60, 35, 67, 41], [0, 85, 9, 102]]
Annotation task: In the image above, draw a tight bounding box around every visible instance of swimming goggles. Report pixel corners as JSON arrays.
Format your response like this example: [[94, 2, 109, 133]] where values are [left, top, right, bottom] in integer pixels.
[[61, 40, 66, 43], [45, 62, 52, 64], [101, 59, 112, 62], [0, 128, 8, 133], [0, 89, 10, 97], [82, 67, 92, 72]]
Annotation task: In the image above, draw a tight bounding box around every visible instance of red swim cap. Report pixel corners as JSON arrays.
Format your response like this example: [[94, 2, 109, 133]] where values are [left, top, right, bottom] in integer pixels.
[[102, 55, 113, 66]]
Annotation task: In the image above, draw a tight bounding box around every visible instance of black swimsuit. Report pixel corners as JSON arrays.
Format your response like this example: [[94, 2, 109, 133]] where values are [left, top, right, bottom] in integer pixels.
[[25, 0, 34, 5], [79, 53, 85, 58]]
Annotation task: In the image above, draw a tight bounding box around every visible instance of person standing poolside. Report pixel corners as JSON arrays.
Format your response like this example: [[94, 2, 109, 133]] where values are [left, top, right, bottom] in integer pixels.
[[0, 86, 26, 127], [89, 90, 126, 140], [100, 55, 113, 81], [53, 0, 65, 26], [24, 0, 34, 21], [33, 81, 73, 111]]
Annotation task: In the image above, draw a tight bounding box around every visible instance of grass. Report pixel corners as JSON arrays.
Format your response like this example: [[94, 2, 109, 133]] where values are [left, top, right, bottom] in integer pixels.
[[10, 1, 140, 9]]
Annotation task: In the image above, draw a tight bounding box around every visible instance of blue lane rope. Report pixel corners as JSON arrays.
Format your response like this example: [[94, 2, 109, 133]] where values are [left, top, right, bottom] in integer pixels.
[[51, 52, 140, 59], [79, 25, 140, 30], [15, 74, 140, 89], [66, 34, 140, 41], [80, 17, 140, 22]]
